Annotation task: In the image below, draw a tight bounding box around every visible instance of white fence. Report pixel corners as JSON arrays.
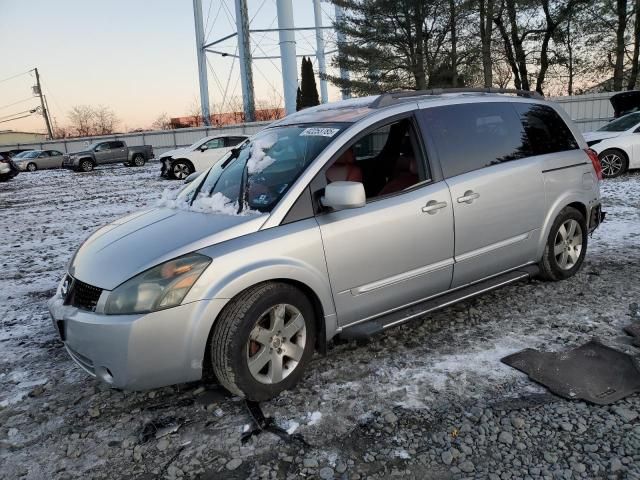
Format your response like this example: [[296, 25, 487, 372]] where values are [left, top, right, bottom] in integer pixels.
[[0, 92, 618, 153], [0, 121, 272, 156], [551, 92, 615, 132]]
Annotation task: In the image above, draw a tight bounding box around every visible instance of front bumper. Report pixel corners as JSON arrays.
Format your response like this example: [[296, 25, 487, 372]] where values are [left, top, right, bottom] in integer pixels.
[[160, 157, 172, 177], [48, 293, 229, 390]]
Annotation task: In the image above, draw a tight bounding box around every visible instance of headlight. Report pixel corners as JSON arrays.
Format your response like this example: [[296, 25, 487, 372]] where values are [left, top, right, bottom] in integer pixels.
[[104, 253, 211, 315]]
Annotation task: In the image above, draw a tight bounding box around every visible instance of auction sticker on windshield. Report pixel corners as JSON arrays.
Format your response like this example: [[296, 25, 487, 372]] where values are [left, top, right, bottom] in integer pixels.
[[300, 127, 340, 137]]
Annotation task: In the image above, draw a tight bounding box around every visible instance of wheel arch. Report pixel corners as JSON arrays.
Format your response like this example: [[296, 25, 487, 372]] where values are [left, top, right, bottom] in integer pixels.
[[199, 277, 329, 381], [537, 195, 589, 260], [171, 158, 195, 176]]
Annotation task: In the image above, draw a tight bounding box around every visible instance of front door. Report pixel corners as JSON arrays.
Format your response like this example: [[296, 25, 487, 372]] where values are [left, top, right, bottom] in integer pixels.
[[94, 143, 112, 164], [315, 116, 455, 327]]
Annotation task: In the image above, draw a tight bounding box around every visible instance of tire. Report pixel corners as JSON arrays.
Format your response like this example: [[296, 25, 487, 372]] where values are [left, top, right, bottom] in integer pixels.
[[132, 155, 146, 167], [539, 206, 588, 281], [26, 163, 37, 172], [210, 282, 316, 401], [79, 159, 94, 172], [171, 160, 193, 180], [598, 149, 628, 178]]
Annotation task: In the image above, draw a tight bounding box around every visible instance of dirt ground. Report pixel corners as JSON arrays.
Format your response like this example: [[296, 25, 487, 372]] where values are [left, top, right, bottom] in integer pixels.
[[1, 163, 639, 479]]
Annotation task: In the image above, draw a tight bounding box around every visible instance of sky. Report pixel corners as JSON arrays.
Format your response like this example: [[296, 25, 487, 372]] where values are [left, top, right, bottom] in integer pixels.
[[0, 0, 342, 134]]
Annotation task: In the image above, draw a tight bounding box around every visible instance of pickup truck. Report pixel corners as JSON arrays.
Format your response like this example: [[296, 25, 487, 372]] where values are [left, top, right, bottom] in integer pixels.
[[62, 140, 154, 172]]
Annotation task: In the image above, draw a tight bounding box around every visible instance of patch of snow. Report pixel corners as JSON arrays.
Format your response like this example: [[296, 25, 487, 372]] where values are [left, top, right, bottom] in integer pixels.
[[247, 136, 276, 175], [156, 188, 258, 216], [286, 420, 300, 435], [393, 449, 411, 459], [307, 411, 322, 425]]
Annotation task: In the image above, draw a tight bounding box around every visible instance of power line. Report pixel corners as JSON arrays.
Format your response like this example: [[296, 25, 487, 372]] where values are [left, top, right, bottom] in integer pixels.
[[0, 108, 39, 122], [0, 97, 35, 111], [0, 69, 32, 84], [0, 113, 37, 124]]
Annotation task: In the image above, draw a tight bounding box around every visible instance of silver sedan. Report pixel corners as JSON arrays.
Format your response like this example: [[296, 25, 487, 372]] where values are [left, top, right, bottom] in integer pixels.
[[14, 150, 65, 171]]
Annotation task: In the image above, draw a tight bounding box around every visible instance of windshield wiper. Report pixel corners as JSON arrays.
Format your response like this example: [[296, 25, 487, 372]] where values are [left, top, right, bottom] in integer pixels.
[[237, 158, 249, 214]]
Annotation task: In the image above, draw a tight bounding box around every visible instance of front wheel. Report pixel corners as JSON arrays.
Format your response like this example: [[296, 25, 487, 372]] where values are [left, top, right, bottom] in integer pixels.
[[599, 149, 628, 178], [210, 282, 316, 401], [539, 206, 588, 281], [171, 161, 192, 180], [27, 163, 37, 172], [132, 155, 146, 167], [79, 159, 94, 172]]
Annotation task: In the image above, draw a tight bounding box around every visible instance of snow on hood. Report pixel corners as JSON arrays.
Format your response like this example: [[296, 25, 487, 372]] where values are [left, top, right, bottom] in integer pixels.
[[582, 131, 621, 142], [156, 188, 260, 216], [69, 204, 267, 290]]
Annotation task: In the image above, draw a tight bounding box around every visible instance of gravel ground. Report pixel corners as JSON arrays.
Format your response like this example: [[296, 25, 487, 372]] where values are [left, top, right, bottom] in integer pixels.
[[1, 163, 639, 480]]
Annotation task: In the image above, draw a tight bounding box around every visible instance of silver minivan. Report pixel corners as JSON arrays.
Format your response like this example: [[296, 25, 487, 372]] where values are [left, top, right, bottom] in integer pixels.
[[49, 90, 604, 400]]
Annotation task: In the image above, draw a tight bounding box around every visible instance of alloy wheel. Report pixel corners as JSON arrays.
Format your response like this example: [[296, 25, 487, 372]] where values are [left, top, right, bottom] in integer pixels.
[[172, 163, 190, 180], [27, 163, 36, 172], [600, 153, 623, 177], [246, 304, 306, 384], [553, 219, 583, 270]]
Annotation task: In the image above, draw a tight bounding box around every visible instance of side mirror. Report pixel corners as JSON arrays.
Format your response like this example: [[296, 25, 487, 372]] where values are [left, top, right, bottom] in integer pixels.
[[321, 181, 366, 211], [199, 144, 209, 152], [184, 171, 203, 184]]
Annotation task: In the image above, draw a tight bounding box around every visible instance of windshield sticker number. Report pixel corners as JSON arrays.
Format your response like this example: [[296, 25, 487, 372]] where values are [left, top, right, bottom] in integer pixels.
[[300, 127, 340, 138]]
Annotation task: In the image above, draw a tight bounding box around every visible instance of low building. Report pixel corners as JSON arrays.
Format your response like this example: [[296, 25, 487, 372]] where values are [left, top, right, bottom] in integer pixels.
[[0, 130, 47, 146], [170, 108, 285, 129]]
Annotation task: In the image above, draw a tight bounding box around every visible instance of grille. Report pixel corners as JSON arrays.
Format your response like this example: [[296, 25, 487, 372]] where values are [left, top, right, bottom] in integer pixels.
[[63, 276, 103, 312]]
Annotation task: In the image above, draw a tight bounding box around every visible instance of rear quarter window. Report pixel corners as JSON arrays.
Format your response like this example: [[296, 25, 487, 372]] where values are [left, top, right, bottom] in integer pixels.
[[513, 103, 578, 155], [421, 102, 528, 178]]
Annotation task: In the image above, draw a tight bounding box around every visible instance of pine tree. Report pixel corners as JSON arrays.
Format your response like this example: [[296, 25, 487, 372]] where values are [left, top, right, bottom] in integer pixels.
[[297, 57, 320, 111]]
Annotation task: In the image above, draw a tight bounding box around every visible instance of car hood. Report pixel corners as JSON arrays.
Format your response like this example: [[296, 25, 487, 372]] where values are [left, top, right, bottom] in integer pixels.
[[582, 131, 622, 142], [69, 207, 268, 290], [160, 147, 190, 159], [67, 150, 92, 156]]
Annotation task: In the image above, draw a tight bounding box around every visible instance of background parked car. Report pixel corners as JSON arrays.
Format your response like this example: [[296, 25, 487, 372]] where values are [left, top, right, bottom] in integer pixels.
[[610, 90, 640, 118], [583, 111, 640, 178], [159, 134, 248, 180], [0, 152, 20, 182], [12, 149, 65, 171], [62, 140, 154, 172], [1, 149, 31, 158]]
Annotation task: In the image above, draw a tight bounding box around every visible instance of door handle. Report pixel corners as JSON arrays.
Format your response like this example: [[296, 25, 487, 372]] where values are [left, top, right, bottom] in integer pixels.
[[422, 200, 448, 214], [457, 190, 480, 204]]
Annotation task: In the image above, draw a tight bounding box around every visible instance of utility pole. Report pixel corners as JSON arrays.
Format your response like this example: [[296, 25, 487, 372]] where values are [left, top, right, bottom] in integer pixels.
[[33, 68, 54, 139], [235, 0, 256, 121], [193, 0, 211, 126], [276, 0, 299, 115], [313, 0, 328, 103]]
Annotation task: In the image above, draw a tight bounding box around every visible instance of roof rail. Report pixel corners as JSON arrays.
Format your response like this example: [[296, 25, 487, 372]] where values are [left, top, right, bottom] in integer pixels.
[[370, 88, 544, 108]]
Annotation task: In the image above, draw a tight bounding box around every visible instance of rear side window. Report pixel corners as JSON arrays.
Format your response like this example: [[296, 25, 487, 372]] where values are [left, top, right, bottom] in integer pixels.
[[513, 103, 578, 155], [226, 136, 246, 147], [422, 103, 528, 178], [110, 141, 124, 149]]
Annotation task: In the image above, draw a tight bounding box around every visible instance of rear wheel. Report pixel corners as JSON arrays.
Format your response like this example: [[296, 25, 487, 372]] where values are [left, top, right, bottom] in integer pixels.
[[171, 160, 192, 180], [598, 149, 628, 178], [132, 154, 146, 167], [539, 206, 588, 281], [210, 282, 316, 401], [79, 159, 94, 172], [26, 163, 37, 172]]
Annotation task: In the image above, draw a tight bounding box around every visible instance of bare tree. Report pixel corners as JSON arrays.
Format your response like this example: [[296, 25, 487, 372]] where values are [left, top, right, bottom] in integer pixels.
[[93, 105, 119, 135], [151, 113, 172, 131], [67, 105, 95, 137], [628, 0, 640, 89], [479, 0, 495, 87]]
